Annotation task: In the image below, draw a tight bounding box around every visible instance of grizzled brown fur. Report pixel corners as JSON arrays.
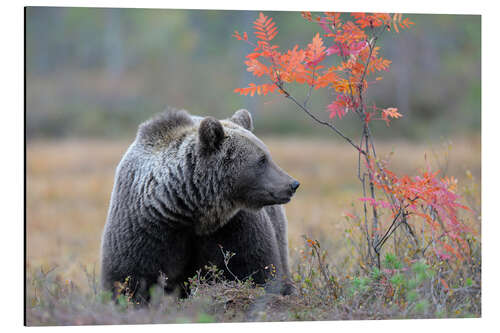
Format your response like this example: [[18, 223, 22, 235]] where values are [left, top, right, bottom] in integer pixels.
[[100, 108, 299, 302]]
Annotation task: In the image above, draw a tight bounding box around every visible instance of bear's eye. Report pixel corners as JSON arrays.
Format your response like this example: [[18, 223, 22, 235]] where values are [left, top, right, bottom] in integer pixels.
[[257, 155, 267, 167]]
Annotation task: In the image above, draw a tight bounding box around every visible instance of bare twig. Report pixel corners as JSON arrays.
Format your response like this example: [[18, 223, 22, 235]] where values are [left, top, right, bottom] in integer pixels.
[[358, 127, 373, 263], [218, 245, 240, 283], [374, 208, 403, 252], [310, 241, 338, 299], [304, 67, 316, 108], [364, 128, 380, 264], [277, 84, 367, 156], [360, 173, 373, 263]]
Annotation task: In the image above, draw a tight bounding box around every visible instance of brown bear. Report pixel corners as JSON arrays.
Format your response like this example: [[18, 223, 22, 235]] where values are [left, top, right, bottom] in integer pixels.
[[100, 108, 299, 302]]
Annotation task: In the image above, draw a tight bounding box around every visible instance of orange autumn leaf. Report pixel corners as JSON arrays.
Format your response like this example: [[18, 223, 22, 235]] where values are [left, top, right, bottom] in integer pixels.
[[234, 83, 278, 96], [244, 58, 270, 77], [301, 11, 313, 22], [382, 107, 402, 126], [440, 278, 450, 291], [305, 33, 326, 68], [253, 12, 278, 43]]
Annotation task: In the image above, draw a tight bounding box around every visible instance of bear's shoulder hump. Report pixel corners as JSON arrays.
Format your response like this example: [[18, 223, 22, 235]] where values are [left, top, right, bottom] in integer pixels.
[[137, 109, 195, 147]]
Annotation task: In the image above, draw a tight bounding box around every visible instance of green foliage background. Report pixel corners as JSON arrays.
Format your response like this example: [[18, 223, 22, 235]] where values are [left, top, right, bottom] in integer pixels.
[[26, 7, 480, 140]]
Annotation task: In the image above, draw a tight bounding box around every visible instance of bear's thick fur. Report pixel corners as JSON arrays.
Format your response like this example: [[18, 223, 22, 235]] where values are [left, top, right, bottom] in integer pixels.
[[100, 109, 299, 302]]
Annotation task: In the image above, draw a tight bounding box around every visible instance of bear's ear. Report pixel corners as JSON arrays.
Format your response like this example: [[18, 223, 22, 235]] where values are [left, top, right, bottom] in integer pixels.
[[198, 117, 225, 153], [230, 109, 254, 132]]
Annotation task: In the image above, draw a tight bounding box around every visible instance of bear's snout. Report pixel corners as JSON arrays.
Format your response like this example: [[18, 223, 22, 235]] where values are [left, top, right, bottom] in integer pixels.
[[290, 180, 300, 193]]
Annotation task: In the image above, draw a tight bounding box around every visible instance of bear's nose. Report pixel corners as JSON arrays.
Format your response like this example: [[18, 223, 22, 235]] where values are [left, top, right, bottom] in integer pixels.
[[290, 180, 300, 192]]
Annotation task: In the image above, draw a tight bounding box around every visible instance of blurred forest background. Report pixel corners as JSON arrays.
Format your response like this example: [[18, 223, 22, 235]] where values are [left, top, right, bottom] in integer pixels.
[[26, 7, 480, 141]]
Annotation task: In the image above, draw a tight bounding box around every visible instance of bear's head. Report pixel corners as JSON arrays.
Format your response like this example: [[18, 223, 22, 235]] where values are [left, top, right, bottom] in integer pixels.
[[134, 108, 300, 235], [197, 109, 300, 211]]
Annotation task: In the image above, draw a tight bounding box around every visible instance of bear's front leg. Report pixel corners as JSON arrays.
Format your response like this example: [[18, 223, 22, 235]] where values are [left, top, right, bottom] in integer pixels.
[[192, 209, 293, 294], [263, 205, 296, 295], [101, 223, 194, 303]]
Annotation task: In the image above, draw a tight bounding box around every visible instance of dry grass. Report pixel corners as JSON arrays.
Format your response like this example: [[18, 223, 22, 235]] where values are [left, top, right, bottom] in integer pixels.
[[25, 136, 481, 325]]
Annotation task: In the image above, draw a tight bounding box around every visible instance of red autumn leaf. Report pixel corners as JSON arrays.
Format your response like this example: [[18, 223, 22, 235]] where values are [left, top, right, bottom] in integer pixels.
[[327, 95, 351, 119], [326, 44, 341, 56], [318, 17, 333, 34]]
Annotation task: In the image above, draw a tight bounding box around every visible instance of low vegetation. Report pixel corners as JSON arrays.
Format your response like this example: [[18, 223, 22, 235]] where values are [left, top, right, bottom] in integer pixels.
[[27, 228, 480, 325]]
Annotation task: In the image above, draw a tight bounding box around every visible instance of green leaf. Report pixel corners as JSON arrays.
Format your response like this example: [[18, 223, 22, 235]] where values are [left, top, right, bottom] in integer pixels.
[[197, 313, 215, 323]]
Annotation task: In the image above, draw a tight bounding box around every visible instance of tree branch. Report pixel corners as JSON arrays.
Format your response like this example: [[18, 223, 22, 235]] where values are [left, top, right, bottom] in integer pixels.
[[304, 67, 316, 108], [277, 83, 367, 156]]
